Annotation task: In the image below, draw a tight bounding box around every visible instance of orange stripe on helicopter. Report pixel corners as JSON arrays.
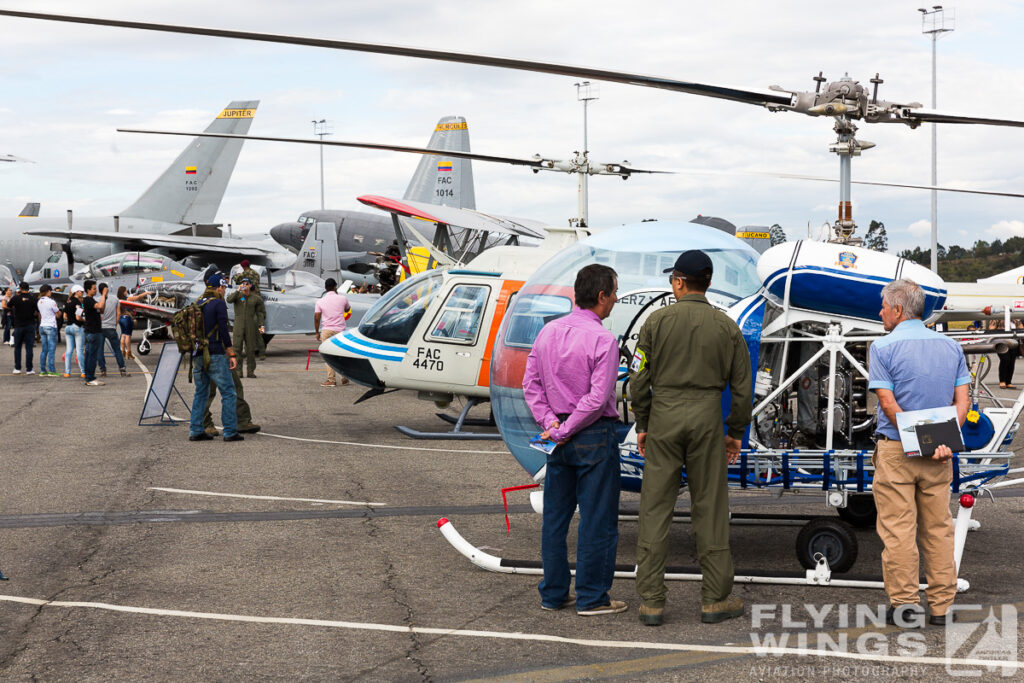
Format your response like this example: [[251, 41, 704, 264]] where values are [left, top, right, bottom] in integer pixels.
[[476, 279, 524, 388]]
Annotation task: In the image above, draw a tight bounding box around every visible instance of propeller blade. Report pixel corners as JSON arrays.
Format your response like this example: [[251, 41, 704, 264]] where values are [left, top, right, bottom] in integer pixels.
[[905, 109, 1024, 128], [4, 10, 791, 109], [0, 154, 34, 163]]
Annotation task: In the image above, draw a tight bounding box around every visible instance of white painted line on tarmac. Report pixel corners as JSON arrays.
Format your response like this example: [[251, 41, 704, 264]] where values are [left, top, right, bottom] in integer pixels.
[[146, 487, 386, 507], [0, 594, 1019, 671], [256, 431, 502, 454]]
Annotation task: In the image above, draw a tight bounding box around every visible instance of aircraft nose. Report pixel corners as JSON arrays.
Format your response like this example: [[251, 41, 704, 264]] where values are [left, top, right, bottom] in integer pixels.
[[319, 334, 382, 388], [269, 222, 306, 252], [321, 353, 380, 388]]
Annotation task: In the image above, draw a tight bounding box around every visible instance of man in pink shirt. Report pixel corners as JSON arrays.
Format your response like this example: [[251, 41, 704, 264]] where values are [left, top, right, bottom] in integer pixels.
[[522, 264, 626, 616], [314, 278, 351, 387]]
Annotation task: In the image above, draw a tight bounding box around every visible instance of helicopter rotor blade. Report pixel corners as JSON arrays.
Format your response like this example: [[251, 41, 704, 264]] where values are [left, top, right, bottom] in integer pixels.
[[11, 11, 1024, 129], [904, 109, 1024, 128], [674, 167, 1024, 199], [116, 128, 672, 178], [5, 10, 790, 109]]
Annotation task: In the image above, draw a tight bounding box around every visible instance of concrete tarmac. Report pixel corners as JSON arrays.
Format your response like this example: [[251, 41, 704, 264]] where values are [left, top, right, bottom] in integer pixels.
[[0, 335, 1021, 681]]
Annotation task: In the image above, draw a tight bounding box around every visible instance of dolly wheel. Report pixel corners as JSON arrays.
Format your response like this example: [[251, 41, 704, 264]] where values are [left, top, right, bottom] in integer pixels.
[[796, 518, 858, 573]]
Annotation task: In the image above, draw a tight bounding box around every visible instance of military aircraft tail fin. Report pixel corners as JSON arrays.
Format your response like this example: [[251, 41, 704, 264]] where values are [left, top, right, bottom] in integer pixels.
[[18, 202, 39, 217], [402, 116, 476, 210], [120, 100, 259, 226]]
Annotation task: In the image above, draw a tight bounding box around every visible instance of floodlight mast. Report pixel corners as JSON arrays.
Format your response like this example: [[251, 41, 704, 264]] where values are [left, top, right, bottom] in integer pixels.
[[574, 80, 598, 228], [920, 6, 955, 272], [312, 118, 331, 210]]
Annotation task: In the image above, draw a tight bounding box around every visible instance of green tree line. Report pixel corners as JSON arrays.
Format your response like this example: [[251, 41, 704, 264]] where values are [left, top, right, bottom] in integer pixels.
[[898, 235, 1024, 281]]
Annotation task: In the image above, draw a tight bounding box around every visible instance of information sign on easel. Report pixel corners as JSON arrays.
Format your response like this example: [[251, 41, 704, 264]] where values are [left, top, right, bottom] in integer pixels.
[[139, 343, 190, 426]]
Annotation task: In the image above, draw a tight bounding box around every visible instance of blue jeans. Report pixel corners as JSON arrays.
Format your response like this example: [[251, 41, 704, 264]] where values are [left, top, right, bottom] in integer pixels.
[[39, 326, 57, 373], [101, 327, 125, 370], [539, 419, 621, 611], [189, 354, 237, 438], [12, 325, 34, 371], [65, 324, 84, 374], [84, 332, 103, 382]]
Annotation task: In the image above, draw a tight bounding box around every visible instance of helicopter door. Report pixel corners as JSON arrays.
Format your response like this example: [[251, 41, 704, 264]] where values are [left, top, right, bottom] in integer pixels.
[[403, 282, 492, 387]]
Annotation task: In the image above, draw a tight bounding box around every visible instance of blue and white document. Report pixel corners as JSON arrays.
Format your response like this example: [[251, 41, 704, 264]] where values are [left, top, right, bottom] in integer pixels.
[[529, 433, 558, 455]]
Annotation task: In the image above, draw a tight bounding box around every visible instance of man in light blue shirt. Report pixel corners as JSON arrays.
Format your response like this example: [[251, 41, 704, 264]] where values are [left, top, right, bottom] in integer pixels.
[[868, 279, 969, 629]]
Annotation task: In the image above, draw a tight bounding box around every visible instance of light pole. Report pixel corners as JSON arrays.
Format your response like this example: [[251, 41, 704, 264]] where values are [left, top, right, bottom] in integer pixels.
[[312, 118, 332, 210], [919, 6, 955, 273], [574, 81, 599, 227]]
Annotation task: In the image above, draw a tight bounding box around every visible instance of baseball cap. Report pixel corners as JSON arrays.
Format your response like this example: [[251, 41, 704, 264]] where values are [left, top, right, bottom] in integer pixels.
[[207, 272, 227, 287], [70, 284, 84, 294], [663, 249, 714, 277]]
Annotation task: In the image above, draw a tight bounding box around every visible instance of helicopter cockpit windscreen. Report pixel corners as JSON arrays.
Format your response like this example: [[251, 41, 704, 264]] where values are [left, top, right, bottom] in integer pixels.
[[358, 270, 445, 345], [489, 220, 762, 481]]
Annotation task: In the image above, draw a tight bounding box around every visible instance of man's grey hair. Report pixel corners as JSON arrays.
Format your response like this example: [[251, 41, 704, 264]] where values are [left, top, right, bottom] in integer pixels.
[[881, 279, 925, 320]]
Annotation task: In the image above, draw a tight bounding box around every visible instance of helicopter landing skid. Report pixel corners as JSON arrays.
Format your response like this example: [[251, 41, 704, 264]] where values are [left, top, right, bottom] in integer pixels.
[[435, 413, 495, 428], [395, 398, 502, 440], [437, 496, 978, 593]]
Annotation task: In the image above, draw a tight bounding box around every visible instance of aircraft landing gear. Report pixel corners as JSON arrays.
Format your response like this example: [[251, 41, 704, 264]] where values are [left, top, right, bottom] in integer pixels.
[[137, 335, 152, 356], [395, 397, 502, 440]]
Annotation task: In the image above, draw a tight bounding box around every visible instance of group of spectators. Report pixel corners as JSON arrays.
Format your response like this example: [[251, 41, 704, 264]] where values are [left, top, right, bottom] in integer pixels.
[[524, 253, 969, 631], [1, 281, 139, 383]]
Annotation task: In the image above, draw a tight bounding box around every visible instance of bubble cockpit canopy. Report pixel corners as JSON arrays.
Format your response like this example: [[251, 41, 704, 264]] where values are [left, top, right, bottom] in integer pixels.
[[358, 270, 446, 345], [490, 220, 762, 482]]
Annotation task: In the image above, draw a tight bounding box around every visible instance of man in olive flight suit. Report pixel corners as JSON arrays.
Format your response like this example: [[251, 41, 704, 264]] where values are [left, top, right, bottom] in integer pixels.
[[629, 250, 753, 627], [227, 278, 267, 378]]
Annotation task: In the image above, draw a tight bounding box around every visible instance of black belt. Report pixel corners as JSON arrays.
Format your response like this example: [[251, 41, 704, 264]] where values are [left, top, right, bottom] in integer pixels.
[[556, 414, 616, 423], [875, 434, 895, 442]]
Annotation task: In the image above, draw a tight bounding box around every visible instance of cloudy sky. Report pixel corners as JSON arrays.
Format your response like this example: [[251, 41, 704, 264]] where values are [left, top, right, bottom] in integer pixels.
[[1, 0, 1021, 255]]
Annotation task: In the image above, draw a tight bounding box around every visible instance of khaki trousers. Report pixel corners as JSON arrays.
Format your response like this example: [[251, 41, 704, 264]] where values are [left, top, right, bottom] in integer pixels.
[[321, 328, 340, 381], [873, 439, 957, 614], [637, 394, 733, 607]]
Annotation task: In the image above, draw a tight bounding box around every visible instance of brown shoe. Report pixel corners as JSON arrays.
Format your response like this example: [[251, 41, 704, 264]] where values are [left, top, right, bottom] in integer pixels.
[[577, 599, 628, 616], [701, 595, 744, 624], [237, 423, 262, 434], [321, 380, 337, 387], [639, 604, 664, 626], [205, 427, 220, 438], [340, 377, 350, 385]]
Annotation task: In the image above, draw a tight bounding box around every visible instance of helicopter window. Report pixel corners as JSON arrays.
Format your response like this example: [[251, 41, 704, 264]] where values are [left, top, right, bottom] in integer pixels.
[[45, 252, 63, 264], [428, 284, 490, 345], [358, 270, 445, 345], [503, 293, 572, 348]]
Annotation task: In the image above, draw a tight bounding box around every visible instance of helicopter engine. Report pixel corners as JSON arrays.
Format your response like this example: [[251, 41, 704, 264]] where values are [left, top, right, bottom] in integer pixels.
[[752, 324, 874, 450]]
